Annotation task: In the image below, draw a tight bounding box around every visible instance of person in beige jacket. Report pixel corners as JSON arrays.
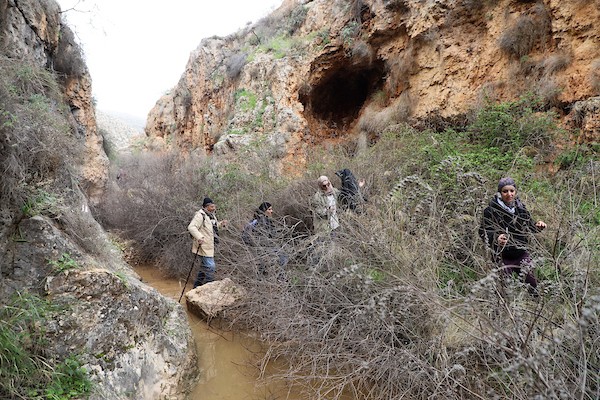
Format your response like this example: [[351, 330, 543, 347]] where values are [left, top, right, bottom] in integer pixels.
[[188, 197, 227, 287]]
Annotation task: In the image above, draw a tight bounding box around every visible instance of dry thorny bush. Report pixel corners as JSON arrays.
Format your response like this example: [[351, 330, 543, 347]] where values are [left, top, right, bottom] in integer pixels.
[[0, 57, 80, 211], [98, 132, 599, 399], [0, 57, 101, 255], [221, 185, 598, 399]]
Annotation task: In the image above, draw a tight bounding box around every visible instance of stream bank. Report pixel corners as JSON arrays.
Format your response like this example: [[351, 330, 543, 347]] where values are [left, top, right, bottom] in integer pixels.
[[134, 265, 304, 400]]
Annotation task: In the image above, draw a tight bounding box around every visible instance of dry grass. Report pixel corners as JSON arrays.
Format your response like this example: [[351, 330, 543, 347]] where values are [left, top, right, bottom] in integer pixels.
[[357, 92, 413, 142], [498, 4, 552, 59], [225, 52, 247, 80], [217, 134, 599, 398], [386, 47, 418, 94], [511, 53, 572, 107], [0, 57, 81, 211], [53, 23, 87, 79], [98, 110, 599, 399]]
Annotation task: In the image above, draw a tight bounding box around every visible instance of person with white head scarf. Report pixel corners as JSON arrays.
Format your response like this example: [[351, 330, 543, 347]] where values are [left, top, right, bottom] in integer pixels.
[[311, 175, 341, 235]]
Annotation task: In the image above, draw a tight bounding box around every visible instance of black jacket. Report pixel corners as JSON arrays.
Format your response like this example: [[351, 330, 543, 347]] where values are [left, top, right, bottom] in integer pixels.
[[335, 168, 366, 211], [479, 195, 541, 260], [242, 214, 275, 247]]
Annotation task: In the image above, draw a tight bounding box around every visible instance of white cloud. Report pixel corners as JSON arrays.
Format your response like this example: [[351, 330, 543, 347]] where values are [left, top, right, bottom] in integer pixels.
[[57, 0, 282, 122]]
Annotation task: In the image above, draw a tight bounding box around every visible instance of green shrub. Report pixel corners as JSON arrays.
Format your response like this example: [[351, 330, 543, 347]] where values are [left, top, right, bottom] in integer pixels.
[[467, 94, 557, 154], [260, 34, 295, 59], [48, 253, 79, 273], [234, 88, 257, 111], [21, 189, 60, 217], [0, 293, 92, 399], [341, 20, 360, 47], [554, 142, 597, 169], [285, 4, 308, 35], [42, 356, 93, 399]]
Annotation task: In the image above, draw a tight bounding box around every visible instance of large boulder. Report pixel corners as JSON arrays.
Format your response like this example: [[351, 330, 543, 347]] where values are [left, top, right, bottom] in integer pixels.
[[185, 278, 246, 320], [46, 269, 198, 400]]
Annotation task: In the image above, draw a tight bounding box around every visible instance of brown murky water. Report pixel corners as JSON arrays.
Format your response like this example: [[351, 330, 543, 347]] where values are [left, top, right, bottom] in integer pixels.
[[135, 265, 304, 400]]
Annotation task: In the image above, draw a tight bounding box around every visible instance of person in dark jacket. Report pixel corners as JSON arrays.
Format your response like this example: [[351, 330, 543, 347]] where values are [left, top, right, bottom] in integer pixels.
[[479, 177, 547, 290], [242, 202, 288, 276], [242, 202, 275, 247], [335, 168, 366, 212]]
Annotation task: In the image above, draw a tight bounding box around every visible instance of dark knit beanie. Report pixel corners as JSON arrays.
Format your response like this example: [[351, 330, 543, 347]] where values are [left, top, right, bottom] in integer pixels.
[[202, 197, 214, 207], [258, 202, 272, 212], [497, 177, 516, 193]]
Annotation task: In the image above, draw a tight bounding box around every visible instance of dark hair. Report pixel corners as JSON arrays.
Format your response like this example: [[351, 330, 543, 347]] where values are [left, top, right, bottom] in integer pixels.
[[258, 202, 272, 212], [202, 197, 214, 207]]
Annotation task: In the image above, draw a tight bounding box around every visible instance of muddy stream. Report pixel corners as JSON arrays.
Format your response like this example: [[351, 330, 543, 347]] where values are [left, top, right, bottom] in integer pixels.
[[135, 264, 306, 400]]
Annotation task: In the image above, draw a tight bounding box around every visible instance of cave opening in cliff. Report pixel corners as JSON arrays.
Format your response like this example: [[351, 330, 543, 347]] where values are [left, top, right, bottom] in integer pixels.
[[301, 61, 386, 128]]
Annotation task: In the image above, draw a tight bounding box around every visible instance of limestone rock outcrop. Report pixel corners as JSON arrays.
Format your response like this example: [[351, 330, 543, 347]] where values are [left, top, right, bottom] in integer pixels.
[[0, 1, 198, 397], [5, 213, 198, 399], [46, 267, 196, 399], [146, 0, 600, 172], [1, 0, 108, 203]]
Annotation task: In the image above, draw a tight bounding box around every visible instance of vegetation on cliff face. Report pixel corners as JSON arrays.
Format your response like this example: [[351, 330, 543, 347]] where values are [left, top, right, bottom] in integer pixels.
[[0, 56, 94, 399], [98, 93, 599, 399], [1, 2, 198, 398]]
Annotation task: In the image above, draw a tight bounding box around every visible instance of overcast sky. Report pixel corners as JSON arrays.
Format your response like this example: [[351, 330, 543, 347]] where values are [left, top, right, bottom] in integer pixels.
[[57, 0, 282, 124]]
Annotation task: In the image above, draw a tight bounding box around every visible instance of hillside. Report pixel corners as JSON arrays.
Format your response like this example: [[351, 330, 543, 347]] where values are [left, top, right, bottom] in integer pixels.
[[146, 0, 599, 173], [1, 0, 598, 398], [96, 110, 145, 155]]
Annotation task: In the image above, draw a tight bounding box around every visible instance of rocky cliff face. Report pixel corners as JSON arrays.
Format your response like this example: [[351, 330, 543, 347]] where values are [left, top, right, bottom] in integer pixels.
[[97, 110, 145, 155], [12, 216, 197, 399], [146, 0, 599, 172], [0, 1, 197, 397], [1, 0, 108, 202]]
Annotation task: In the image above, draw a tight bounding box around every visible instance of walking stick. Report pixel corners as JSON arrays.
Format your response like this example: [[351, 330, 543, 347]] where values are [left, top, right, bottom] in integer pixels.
[[178, 250, 199, 303]]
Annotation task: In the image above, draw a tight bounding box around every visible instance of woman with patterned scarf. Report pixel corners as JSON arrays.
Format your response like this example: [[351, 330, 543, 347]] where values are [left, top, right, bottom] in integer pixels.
[[479, 177, 547, 291]]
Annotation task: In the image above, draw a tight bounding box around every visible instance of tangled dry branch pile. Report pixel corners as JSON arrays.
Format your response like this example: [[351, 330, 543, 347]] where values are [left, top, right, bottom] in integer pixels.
[[97, 106, 599, 399]]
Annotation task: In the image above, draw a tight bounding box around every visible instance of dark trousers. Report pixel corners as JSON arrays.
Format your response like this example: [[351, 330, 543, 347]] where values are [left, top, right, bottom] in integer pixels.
[[501, 251, 537, 289]]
